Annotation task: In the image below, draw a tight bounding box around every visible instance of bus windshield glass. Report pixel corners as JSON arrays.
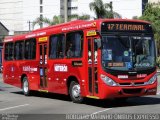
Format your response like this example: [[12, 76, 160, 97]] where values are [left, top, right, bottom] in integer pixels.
[[102, 35, 156, 71]]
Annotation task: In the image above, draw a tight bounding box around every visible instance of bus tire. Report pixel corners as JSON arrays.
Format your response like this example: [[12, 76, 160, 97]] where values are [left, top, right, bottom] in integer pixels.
[[22, 77, 30, 96], [69, 81, 83, 103]]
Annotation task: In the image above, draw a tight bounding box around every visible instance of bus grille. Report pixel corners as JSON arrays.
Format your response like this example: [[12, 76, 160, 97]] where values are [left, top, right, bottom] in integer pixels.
[[122, 88, 142, 94], [119, 82, 145, 86]]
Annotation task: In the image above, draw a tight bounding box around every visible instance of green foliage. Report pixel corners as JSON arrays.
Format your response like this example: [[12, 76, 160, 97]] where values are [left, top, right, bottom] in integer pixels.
[[156, 56, 160, 66], [68, 14, 90, 21], [78, 14, 90, 20], [32, 15, 64, 28], [89, 0, 113, 18], [139, 3, 160, 56], [89, 0, 121, 19], [33, 14, 90, 29]]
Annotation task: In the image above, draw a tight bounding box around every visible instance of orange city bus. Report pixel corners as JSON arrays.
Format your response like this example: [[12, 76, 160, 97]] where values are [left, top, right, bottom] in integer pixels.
[[3, 19, 157, 103]]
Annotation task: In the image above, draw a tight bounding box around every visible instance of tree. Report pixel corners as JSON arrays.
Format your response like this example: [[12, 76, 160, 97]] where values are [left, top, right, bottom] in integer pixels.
[[139, 2, 160, 56], [78, 14, 90, 20], [89, 0, 119, 19], [33, 14, 90, 29], [68, 14, 90, 21], [32, 15, 64, 29]]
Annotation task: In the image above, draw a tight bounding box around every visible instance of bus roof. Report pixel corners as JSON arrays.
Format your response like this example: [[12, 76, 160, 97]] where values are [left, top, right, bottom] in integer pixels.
[[4, 19, 151, 42]]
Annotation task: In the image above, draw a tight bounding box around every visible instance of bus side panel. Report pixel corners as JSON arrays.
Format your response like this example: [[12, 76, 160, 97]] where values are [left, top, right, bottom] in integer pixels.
[[3, 62, 15, 86], [11, 61, 23, 88], [3, 60, 40, 90], [47, 59, 86, 95], [19, 61, 40, 90]]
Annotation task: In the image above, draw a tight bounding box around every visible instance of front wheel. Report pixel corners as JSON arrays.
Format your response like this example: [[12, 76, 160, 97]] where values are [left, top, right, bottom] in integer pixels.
[[69, 81, 83, 103], [22, 77, 30, 96]]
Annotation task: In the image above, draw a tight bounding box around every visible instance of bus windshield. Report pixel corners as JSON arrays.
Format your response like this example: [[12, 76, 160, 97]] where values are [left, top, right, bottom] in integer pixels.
[[102, 35, 156, 71]]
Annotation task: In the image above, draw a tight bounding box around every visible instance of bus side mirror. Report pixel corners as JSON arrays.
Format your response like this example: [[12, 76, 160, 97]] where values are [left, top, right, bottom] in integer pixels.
[[95, 38, 101, 49]]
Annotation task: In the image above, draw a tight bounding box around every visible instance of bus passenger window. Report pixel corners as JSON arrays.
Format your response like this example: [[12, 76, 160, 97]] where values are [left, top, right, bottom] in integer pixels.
[[66, 31, 83, 58], [25, 38, 36, 60], [14, 41, 24, 60], [49, 34, 65, 59], [5, 42, 14, 60]]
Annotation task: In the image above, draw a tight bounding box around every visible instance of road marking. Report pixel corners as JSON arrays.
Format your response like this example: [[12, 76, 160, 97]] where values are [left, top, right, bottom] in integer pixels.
[[83, 108, 112, 119], [0, 104, 29, 111], [91, 108, 112, 115]]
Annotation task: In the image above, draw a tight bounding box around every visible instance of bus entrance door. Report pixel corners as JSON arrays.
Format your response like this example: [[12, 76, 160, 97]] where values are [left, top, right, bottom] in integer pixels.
[[87, 37, 99, 98], [39, 43, 48, 89]]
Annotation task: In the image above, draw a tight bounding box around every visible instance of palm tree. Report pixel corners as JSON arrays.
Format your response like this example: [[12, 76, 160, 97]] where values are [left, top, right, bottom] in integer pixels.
[[32, 15, 64, 29], [68, 14, 90, 21], [33, 14, 90, 29], [78, 14, 90, 20], [89, 0, 121, 19], [89, 0, 111, 18]]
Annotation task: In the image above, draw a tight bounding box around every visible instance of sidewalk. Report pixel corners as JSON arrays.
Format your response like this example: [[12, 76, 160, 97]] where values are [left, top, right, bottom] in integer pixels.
[[0, 73, 2, 82]]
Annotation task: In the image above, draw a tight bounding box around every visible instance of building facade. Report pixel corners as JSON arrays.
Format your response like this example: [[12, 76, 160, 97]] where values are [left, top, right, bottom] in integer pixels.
[[0, 22, 8, 68], [0, 22, 9, 42], [0, 0, 60, 35], [0, 0, 146, 35]]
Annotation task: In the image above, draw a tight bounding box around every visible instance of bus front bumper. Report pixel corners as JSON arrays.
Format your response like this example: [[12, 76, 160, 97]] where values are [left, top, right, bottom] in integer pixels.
[[100, 81, 157, 99]]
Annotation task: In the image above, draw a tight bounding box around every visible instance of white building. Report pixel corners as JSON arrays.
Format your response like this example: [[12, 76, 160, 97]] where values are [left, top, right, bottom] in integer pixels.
[[0, 0, 146, 35], [0, 0, 60, 35]]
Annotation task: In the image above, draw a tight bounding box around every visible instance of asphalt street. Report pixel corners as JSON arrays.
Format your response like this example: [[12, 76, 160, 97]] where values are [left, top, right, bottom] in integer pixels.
[[0, 73, 160, 120]]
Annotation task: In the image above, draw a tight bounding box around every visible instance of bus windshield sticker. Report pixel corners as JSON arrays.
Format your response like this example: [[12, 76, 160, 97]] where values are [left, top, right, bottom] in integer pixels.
[[125, 62, 132, 69], [54, 64, 68, 72], [108, 62, 124, 67], [124, 51, 129, 56]]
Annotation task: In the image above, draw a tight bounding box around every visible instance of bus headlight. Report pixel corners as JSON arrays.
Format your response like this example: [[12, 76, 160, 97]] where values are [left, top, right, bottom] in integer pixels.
[[100, 74, 118, 86], [145, 74, 157, 85]]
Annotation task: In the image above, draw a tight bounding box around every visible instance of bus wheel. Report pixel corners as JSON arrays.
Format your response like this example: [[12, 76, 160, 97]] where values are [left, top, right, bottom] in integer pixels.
[[22, 77, 30, 96], [69, 81, 83, 103]]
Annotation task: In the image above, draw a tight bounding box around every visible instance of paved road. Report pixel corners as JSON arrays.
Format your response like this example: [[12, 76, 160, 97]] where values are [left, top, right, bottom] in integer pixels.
[[0, 74, 160, 120]]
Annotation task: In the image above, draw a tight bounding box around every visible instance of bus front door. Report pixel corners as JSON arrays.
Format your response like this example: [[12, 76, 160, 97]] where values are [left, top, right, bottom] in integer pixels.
[[39, 43, 48, 89], [87, 37, 99, 97]]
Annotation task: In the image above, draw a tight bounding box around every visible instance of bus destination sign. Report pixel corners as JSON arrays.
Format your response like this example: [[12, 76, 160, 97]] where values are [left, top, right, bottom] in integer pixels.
[[101, 22, 152, 33], [107, 24, 145, 31]]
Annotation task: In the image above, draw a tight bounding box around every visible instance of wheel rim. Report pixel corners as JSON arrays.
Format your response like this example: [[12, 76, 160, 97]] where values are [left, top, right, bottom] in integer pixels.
[[72, 84, 80, 99], [23, 80, 28, 93]]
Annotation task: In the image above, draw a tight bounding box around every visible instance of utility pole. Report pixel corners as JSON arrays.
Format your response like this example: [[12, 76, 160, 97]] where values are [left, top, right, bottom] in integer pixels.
[[64, 0, 68, 22], [28, 21, 31, 32]]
